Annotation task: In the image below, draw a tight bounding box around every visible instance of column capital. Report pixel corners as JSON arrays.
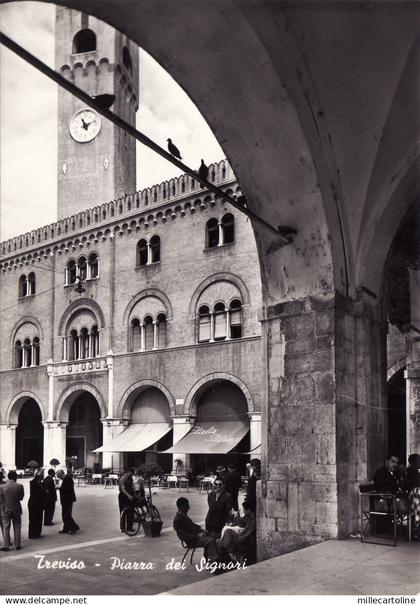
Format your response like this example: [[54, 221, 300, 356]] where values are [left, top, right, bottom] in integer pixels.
[[248, 412, 261, 420], [101, 417, 129, 428], [42, 421, 68, 429], [0, 423, 17, 431], [170, 415, 196, 424]]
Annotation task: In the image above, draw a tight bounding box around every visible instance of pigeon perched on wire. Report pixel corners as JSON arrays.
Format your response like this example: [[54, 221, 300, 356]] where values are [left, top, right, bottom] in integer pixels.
[[198, 159, 209, 188], [167, 138, 182, 160], [92, 94, 116, 110]]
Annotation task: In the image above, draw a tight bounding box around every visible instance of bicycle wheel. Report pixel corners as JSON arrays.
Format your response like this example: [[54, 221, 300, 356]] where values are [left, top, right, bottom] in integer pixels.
[[149, 505, 161, 522], [121, 507, 142, 536]]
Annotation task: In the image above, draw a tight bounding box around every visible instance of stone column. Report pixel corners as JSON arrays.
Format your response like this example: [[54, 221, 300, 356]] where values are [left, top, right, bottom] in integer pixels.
[[406, 269, 420, 453], [171, 415, 195, 473], [225, 309, 231, 340], [152, 321, 158, 350], [140, 324, 145, 351], [47, 359, 54, 421], [106, 350, 114, 418], [209, 313, 215, 342], [217, 221, 224, 246], [0, 424, 17, 468], [101, 418, 128, 472], [43, 422, 67, 468], [248, 412, 261, 457], [258, 293, 387, 559]]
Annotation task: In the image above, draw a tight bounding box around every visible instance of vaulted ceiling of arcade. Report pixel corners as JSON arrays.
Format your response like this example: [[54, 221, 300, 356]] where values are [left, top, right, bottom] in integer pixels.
[[6, 0, 420, 308]]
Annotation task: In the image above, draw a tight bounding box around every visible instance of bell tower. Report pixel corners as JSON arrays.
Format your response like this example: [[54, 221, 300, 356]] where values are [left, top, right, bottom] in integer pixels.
[[55, 8, 139, 219]]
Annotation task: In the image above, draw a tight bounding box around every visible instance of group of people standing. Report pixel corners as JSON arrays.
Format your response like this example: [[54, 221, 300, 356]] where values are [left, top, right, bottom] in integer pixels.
[[0, 467, 80, 552]]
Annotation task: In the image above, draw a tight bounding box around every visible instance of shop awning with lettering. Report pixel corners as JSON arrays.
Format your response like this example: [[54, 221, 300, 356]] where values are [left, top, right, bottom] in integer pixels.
[[165, 419, 249, 454], [93, 422, 172, 453]]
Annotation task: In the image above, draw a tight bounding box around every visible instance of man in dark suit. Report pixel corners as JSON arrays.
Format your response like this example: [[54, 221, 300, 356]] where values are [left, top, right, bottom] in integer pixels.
[[173, 497, 218, 561], [205, 478, 233, 535], [223, 464, 242, 512], [43, 469, 57, 526], [28, 471, 44, 539], [373, 455, 402, 494], [0, 470, 25, 551], [56, 469, 80, 535]]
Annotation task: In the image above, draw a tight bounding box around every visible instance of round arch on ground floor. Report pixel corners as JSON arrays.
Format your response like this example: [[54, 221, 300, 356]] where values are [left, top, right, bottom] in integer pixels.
[[5, 391, 45, 424], [117, 379, 176, 419], [182, 372, 255, 417], [55, 382, 107, 422]]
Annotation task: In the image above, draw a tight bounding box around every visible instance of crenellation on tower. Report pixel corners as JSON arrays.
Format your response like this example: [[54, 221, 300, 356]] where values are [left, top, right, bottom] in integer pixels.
[[56, 7, 139, 219]]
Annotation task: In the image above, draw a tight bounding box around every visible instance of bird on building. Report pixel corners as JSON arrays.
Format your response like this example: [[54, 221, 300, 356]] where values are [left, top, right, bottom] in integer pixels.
[[167, 138, 182, 160], [92, 94, 116, 110], [198, 159, 209, 188]]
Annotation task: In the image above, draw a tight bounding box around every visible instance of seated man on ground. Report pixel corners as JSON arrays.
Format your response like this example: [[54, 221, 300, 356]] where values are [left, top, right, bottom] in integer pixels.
[[173, 497, 218, 562], [218, 500, 256, 564]]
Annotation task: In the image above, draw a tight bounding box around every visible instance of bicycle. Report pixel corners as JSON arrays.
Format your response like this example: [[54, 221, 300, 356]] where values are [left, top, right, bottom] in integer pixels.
[[120, 495, 161, 536]]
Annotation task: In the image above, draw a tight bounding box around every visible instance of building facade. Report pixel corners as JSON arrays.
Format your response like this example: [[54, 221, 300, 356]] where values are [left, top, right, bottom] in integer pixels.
[[0, 9, 262, 476]]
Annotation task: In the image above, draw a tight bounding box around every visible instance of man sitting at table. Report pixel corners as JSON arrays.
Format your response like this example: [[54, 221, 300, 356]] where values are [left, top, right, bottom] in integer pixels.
[[173, 497, 218, 562]]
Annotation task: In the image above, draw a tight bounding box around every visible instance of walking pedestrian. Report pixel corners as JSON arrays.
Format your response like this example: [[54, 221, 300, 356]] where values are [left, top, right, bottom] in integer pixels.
[[28, 470, 44, 539], [43, 469, 57, 526], [56, 469, 79, 535], [0, 470, 24, 551]]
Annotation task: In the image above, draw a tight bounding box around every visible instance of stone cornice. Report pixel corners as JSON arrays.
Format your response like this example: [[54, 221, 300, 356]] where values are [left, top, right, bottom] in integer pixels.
[[0, 161, 238, 271]]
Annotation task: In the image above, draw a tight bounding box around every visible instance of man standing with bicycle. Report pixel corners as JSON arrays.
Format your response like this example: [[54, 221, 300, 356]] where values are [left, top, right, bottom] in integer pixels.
[[118, 468, 135, 532]]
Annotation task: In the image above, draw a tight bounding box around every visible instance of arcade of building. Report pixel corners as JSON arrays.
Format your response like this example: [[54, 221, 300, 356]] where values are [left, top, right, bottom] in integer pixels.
[[1, 2, 419, 560]]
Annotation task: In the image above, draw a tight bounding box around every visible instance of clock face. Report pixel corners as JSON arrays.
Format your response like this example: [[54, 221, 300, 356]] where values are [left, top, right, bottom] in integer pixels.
[[69, 109, 101, 143]]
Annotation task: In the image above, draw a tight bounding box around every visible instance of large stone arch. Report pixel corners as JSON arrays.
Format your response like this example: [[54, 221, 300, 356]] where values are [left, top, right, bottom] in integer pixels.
[[387, 359, 407, 382], [57, 298, 105, 336], [55, 382, 107, 421], [6, 391, 45, 424], [188, 272, 251, 317], [117, 379, 176, 418], [9, 315, 44, 348], [122, 288, 173, 326], [183, 372, 254, 417]]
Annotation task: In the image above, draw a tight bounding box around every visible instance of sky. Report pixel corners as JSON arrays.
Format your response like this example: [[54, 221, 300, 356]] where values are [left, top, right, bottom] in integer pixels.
[[0, 1, 225, 241]]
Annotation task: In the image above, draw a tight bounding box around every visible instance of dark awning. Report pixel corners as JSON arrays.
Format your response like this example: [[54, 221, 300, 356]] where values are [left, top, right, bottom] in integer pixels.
[[245, 444, 261, 455], [165, 419, 249, 454], [93, 422, 171, 453]]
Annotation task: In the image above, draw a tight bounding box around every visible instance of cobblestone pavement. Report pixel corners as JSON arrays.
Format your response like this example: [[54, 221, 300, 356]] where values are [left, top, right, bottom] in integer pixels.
[[0, 479, 214, 595]]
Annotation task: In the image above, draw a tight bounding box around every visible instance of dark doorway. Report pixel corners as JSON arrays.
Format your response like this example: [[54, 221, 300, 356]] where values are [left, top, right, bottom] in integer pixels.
[[387, 368, 406, 462], [66, 392, 102, 469], [15, 398, 44, 468]]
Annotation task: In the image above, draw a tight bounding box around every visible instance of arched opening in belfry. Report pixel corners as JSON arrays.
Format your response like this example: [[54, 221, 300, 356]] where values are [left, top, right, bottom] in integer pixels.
[[66, 392, 102, 470], [72, 28, 96, 54], [15, 398, 44, 469]]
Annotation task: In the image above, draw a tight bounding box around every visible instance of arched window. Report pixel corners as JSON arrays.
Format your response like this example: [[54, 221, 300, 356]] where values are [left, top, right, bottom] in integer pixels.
[[72, 29, 96, 54], [78, 256, 87, 281], [91, 325, 99, 357], [222, 213, 235, 244], [198, 305, 211, 342], [15, 340, 23, 368], [137, 239, 148, 266], [144, 316, 154, 350], [80, 327, 90, 359], [23, 338, 32, 367], [33, 336, 40, 366], [229, 299, 242, 339], [157, 313, 167, 349], [214, 302, 226, 340], [206, 218, 219, 248], [27, 272, 36, 295], [69, 329, 79, 361], [150, 235, 160, 263], [19, 275, 27, 297], [122, 46, 133, 74], [88, 253, 99, 279], [131, 318, 141, 351], [66, 260, 77, 285]]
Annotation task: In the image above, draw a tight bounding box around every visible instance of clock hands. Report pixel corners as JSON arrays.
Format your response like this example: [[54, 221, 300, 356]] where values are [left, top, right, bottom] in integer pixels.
[[81, 117, 96, 131]]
